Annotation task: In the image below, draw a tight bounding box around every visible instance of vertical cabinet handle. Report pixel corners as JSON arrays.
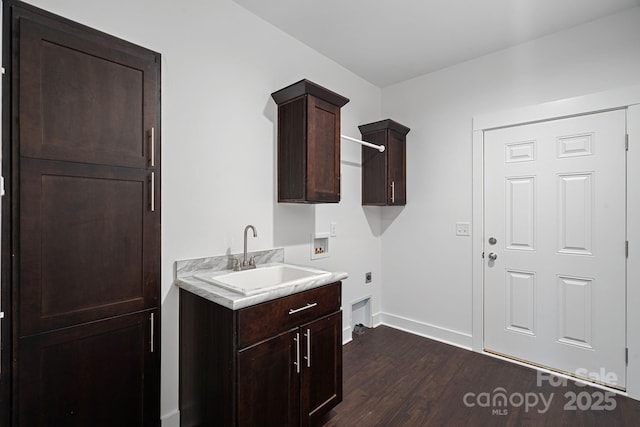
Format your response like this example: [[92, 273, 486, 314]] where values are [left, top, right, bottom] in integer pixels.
[[150, 312, 155, 353], [150, 172, 155, 212], [294, 332, 300, 373], [149, 127, 155, 167], [304, 328, 311, 368], [390, 181, 395, 204]]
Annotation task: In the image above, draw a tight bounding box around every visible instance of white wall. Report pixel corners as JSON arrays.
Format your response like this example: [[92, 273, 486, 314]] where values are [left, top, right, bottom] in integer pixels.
[[380, 7, 640, 347], [17, 0, 384, 424]]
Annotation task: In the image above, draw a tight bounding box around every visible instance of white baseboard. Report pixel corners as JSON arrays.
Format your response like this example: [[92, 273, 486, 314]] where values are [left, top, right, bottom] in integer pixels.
[[380, 312, 472, 351], [161, 409, 180, 427], [342, 311, 471, 351]]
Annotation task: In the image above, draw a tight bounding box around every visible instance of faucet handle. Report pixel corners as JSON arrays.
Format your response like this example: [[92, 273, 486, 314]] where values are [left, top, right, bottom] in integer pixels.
[[249, 256, 256, 266], [233, 258, 241, 271]]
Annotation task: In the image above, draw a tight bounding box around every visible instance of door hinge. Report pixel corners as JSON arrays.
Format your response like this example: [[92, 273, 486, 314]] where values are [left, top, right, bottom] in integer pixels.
[[626, 347, 629, 365], [0, 311, 4, 319], [626, 134, 629, 151], [626, 241, 629, 258]]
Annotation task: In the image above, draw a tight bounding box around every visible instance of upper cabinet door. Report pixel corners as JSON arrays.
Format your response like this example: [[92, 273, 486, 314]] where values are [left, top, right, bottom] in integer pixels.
[[17, 15, 159, 169], [386, 129, 407, 206], [306, 96, 341, 202]]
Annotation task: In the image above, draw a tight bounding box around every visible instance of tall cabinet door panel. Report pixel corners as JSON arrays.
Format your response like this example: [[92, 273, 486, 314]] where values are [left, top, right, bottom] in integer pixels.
[[19, 158, 158, 336], [18, 309, 158, 426], [17, 15, 158, 168]]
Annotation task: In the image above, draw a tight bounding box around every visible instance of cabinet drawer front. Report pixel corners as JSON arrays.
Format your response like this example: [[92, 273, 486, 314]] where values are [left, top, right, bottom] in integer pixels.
[[238, 282, 341, 348]]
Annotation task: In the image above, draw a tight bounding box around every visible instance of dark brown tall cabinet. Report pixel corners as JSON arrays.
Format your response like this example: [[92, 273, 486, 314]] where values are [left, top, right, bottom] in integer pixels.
[[271, 79, 349, 203], [360, 119, 410, 206], [2, 2, 161, 425]]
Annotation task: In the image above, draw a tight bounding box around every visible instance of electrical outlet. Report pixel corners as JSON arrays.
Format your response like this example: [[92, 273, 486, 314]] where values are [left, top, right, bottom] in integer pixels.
[[456, 222, 470, 236], [365, 272, 372, 283]]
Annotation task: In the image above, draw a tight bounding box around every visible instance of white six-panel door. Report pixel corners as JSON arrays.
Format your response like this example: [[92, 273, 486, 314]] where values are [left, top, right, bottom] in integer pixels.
[[484, 110, 627, 388]]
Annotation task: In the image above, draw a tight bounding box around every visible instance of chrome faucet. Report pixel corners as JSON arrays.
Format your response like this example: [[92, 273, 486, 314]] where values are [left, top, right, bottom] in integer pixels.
[[236, 225, 257, 271]]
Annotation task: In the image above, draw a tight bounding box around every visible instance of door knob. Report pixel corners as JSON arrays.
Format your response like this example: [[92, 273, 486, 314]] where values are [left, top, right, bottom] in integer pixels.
[[488, 252, 498, 261]]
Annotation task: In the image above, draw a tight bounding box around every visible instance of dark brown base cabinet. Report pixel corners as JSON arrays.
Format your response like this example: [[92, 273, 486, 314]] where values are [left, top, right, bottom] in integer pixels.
[[180, 282, 343, 426]]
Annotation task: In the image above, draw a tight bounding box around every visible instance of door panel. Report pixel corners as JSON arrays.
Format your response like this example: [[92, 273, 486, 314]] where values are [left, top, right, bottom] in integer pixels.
[[484, 110, 626, 388], [237, 329, 299, 427], [19, 158, 158, 336], [387, 130, 406, 205], [307, 97, 340, 202], [361, 130, 387, 205], [300, 311, 342, 426], [18, 310, 158, 426], [18, 17, 157, 168]]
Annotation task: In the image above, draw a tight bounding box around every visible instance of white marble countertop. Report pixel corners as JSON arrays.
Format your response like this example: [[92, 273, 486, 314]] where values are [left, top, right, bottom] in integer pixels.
[[175, 263, 348, 310]]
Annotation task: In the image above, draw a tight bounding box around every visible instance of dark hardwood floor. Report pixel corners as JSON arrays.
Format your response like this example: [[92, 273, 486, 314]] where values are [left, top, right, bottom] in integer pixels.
[[319, 326, 640, 426]]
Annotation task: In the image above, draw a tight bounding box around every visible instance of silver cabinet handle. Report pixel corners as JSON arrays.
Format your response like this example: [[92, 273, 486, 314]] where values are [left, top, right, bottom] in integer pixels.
[[288, 302, 317, 315], [149, 127, 155, 167], [306, 329, 311, 368], [391, 181, 395, 203], [150, 172, 155, 212], [150, 312, 155, 353], [488, 252, 498, 261], [294, 332, 300, 373]]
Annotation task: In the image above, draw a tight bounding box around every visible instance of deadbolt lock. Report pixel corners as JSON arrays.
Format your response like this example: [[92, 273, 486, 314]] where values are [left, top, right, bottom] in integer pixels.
[[488, 237, 497, 245]]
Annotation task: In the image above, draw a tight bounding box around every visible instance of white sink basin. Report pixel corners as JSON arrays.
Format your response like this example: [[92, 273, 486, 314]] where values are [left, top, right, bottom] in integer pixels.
[[194, 263, 331, 296]]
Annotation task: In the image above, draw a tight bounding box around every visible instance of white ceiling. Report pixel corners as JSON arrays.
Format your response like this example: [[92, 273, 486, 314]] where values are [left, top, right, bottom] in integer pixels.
[[233, 0, 640, 87]]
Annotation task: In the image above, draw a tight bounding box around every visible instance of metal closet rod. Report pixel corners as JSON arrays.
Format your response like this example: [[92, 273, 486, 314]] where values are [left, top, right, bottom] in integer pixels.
[[341, 134, 385, 152]]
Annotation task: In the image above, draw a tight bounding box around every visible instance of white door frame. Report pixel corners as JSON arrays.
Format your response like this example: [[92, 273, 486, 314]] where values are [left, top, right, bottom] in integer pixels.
[[472, 84, 640, 400]]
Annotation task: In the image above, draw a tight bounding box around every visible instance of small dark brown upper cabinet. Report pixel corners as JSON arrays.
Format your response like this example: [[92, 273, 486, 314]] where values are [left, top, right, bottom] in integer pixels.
[[360, 119, 410, 206], [271, 79, 349, 203]]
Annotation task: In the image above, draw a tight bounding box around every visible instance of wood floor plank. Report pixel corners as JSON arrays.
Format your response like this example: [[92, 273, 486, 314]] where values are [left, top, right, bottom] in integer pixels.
[[318, 326, 640, 426]]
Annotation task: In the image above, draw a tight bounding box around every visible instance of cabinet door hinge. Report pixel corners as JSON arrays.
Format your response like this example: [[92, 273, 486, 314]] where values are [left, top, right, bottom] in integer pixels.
[[626, 134, 629, 151], [626, 241, 629, 258]]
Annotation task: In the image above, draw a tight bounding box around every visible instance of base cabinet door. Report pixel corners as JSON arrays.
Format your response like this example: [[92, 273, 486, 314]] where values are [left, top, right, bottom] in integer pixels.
[[18, 310, 159, 426], [237, 329, 300, 427], [300, 312, 343, 426]]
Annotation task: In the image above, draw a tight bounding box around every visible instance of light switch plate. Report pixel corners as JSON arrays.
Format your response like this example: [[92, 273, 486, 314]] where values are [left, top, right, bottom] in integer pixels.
[[456, 222, 470, 236], [330, 222, 337, 237]]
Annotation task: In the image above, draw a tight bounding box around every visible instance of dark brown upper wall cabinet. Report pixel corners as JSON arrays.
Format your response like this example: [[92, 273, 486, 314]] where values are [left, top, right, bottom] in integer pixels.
[[271, 79, 349, 203], [360, 119, 410, 206]]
